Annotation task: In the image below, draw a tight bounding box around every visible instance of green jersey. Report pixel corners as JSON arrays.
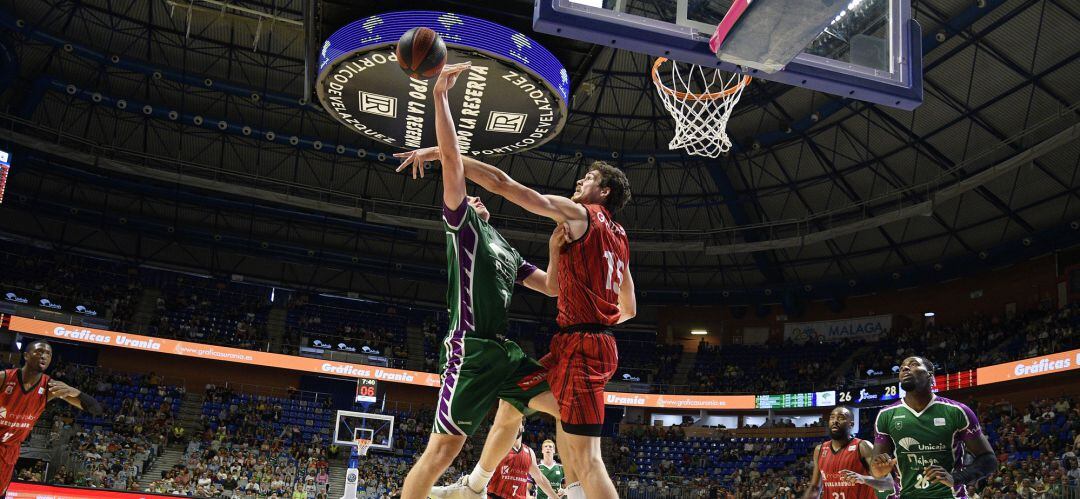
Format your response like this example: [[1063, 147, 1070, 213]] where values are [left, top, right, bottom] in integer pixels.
[[535, 461, 564, 499], [874, 395, 983, 498], [444, 202, 536, 340]]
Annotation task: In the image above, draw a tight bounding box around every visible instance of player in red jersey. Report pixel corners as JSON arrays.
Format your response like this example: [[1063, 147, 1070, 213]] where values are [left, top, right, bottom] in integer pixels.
[[802, 407, 894, 499], [397, 144, 633, 499], [0, 339, 102, 497], [486, 422, 559, 499]]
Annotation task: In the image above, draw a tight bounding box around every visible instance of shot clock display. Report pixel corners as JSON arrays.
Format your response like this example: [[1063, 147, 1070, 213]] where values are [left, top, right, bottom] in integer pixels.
[[355, 378, 379, 404]]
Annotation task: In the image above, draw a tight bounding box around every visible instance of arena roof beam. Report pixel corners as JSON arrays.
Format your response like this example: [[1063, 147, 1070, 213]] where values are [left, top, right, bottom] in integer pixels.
[[915, 2, 1080, 210], [703, 160, 787, 284], [761, 92, 916, 269], [830, 116, 976, 255], [56, 0, 306, 71], [703, 122, 1079, 255], [864, 106, 1036, 234]]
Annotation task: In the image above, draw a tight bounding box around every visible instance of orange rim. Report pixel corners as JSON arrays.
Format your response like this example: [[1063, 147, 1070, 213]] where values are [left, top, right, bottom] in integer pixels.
[[651, 57, 751, 101]]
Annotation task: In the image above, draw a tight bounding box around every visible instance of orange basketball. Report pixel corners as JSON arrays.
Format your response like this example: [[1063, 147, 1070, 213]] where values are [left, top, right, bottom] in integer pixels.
[[395, 27, 447, 80]]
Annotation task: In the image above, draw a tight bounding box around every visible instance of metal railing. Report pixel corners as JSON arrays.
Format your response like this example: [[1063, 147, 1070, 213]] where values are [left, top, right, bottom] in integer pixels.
[[613, 474, 719, 499], [213, 381, 332, 404]]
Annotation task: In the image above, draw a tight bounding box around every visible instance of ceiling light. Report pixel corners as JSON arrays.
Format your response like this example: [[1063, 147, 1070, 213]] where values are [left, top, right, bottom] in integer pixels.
[[690, 329, 708, 335]]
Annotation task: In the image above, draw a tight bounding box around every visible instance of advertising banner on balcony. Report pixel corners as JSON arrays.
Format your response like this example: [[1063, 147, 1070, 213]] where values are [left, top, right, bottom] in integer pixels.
[[783, 315, 891, 343], [977, 348, 1080, 385]]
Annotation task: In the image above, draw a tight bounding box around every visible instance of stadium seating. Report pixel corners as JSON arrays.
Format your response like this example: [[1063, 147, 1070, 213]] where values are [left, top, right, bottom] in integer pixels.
[[285, 293, 411, 365], [149, 274, 271, 351], [140, 385, 334, 497], [15, 357, 1080, 498], [201, 386, 335, 447], [850, 305, 1080, 384], [0, 239, 142, 329], [690, 340, 853, 394], [39, 362, 180, 491], [5, 237, 1077, 399]]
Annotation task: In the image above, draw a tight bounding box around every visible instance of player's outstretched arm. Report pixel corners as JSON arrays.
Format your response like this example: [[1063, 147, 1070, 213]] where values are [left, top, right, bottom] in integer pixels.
[[800, 444, 822, 499], [528, 453, 560, 499], [432, 62, 474, 210], [839, 470, 895, 491], [47, 380, 103, 415], [394, 148, 587, 225], [459, 156, 587, 225], [522, 269, 556, 298]]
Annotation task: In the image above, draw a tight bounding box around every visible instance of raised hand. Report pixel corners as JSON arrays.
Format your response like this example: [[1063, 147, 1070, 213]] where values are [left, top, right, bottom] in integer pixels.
[[434, 62, 472, 94], [393, 147, 440, 179]]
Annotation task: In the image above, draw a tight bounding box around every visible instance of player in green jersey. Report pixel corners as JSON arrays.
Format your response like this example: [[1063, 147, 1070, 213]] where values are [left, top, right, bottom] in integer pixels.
[[870, 356, 996, 498], [534, 440, 565, 499], [398, 63, 564, 499]]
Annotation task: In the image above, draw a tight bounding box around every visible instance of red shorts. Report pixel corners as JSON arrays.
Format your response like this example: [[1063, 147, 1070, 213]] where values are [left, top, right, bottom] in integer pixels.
[[545, 330, 618, 436], [0, 450, 16, 494]]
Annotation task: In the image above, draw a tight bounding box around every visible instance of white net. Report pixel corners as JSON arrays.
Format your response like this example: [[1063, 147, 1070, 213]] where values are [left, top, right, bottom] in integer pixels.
[[355, 438, 372, 456], [652, 58, 750, 158]]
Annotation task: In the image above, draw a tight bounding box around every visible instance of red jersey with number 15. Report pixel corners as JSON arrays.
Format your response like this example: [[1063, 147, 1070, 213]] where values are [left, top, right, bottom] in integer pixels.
[[0, 369, 50, 453], [817, 437, 877, 499], [556, 204, 630, 328], [487, 445, 534, 499]]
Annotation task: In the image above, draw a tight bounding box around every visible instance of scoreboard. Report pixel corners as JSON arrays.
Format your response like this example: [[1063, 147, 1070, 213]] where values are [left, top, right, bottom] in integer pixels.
[[0, 150, 9, 204], [755, 390, 836, 409], [355, 378, 379, 404], [836, 384, 901, 407]]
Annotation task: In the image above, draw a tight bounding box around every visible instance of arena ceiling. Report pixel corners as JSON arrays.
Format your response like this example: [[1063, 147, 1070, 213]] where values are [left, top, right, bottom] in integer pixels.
[[0, 0, 1077, 309]]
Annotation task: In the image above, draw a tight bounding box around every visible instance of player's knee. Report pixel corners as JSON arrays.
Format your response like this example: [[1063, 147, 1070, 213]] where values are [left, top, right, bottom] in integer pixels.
[[577, 454, 606, 474], [423, 438, 464, 466]]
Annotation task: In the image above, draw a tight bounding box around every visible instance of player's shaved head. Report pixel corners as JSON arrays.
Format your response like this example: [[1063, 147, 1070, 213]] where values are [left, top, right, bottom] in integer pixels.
[[828, 406, 854, 441]]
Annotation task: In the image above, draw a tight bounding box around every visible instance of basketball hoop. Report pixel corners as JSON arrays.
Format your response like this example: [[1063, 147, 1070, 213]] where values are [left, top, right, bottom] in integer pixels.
[[651, 57, 751, 158], [355, 438, 372, 457]]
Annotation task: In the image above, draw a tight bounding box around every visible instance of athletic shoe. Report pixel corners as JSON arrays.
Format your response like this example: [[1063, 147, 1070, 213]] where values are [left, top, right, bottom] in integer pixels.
[[429, 475, 485, 499]]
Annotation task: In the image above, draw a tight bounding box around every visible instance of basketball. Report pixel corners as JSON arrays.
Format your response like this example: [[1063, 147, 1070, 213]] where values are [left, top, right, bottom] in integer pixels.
[[395, 27, 447, 80]]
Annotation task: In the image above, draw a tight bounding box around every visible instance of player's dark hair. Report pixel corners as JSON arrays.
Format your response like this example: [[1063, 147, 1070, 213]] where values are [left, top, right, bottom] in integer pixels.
[[22, 338, 50, 353], [589, 161, 631, 213]]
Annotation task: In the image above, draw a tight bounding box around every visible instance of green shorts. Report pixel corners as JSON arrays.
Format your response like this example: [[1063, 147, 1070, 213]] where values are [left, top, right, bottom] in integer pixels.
[[432, 336, 550, 436]]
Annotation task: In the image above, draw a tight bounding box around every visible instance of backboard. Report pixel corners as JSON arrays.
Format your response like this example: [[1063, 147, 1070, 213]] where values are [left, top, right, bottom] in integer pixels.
[[334, 410, 394, 452], [534, 0, 922, 109]]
